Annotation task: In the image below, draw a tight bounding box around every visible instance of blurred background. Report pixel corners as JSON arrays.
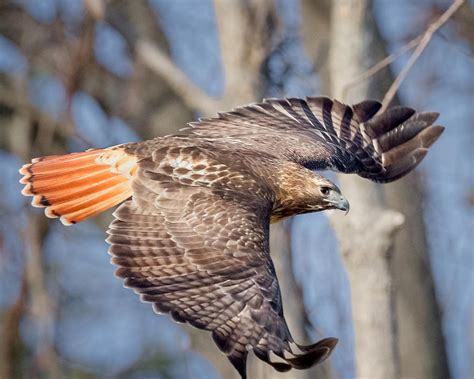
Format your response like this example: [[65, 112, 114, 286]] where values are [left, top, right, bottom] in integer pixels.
[[0, 0, 473, 378]]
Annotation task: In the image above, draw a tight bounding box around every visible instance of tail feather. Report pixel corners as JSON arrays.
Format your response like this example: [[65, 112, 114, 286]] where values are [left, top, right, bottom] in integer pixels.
[[19, 147, 137, 225], [55, 186, 132, 224], [21, 167, 113, 193], [32, 176, 125, 205]]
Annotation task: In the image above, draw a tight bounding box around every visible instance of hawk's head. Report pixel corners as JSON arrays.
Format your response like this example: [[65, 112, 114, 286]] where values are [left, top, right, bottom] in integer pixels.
[[272, 169, 350, 222], [272, 171, 350, 222], [312, 176, 349, 214]]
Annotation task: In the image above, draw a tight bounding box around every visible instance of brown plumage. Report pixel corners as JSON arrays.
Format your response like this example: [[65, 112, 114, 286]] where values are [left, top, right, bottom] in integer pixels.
[[19, 97, 443, 378]]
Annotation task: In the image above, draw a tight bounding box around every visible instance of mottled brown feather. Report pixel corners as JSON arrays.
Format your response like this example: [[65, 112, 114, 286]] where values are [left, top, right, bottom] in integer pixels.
[[106, 151, 337, 378]]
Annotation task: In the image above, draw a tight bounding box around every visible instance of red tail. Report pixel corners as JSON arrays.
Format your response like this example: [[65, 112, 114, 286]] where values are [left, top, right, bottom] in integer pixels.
[[19, 147, 138, 225]]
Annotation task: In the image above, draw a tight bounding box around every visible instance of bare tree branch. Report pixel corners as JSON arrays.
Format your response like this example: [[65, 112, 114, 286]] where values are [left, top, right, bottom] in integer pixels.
[[381, 0, 465, 111], [136, 40, 221, 115], [342, 35, 422, 98]]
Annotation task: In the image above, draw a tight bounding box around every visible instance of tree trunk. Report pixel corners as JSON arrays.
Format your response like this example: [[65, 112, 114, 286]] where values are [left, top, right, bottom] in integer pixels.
[[328, 1, 403, 378], [385, 176, 451, 379], [324, 1, 451, 377]]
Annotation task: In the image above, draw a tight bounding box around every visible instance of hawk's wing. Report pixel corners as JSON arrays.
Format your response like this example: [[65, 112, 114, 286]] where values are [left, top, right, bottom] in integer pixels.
[[106, 150, 337, 378], [184, 97, 444, 182]]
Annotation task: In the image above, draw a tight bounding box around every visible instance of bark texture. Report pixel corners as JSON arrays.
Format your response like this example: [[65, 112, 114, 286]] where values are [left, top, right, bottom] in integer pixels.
[[385, 177, 451, 379], [328, 1, 403, 378]]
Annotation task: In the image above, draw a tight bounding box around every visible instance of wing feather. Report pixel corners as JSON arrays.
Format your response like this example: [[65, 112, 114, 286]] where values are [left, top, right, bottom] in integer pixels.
[[106, 152, 337, 378], [182, 96, 443, 182]]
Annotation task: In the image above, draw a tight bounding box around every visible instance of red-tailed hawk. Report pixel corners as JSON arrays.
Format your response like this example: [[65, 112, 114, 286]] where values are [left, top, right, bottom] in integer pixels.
[[19, 97, 443, 378]]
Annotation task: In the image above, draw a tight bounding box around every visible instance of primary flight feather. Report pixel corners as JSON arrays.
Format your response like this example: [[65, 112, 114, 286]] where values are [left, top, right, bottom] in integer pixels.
[[19, 97, 443, 378]]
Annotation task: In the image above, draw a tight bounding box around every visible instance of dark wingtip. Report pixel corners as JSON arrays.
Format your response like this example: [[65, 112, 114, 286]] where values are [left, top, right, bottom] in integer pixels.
[[353, 100, 382, 122], [413, 148, 429, 163], [365, 105, 444, 182], [415, 111, 440, 125], [424, 125, 444, 148], [285, 337, 338, 370], [271, 362, 293, 372], [318, 337, 339, 350], [228, 352, 248, 379], [366, 106, 417, 138], [212, 330, 232, 354]]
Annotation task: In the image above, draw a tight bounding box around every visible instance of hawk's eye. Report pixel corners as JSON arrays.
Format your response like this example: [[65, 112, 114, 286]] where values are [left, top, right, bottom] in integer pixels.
[[320, 187, 331, 197]]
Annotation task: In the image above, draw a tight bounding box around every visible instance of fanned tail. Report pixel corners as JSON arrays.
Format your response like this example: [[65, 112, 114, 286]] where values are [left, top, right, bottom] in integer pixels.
[[19, 147, 138, 225]]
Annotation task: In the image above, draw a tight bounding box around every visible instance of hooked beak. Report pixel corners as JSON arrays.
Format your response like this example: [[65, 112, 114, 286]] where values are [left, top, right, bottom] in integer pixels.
[[335, 195, 350, 215]]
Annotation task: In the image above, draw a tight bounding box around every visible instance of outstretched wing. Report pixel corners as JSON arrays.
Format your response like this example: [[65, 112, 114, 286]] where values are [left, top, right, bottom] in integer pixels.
[[184, 97, 444, 182], [106, 149, 337, 378]]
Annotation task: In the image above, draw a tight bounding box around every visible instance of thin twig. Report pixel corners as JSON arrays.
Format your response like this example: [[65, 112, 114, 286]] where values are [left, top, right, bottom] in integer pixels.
[[380, 0, 465, 112], [342, 35, 423, 98]]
